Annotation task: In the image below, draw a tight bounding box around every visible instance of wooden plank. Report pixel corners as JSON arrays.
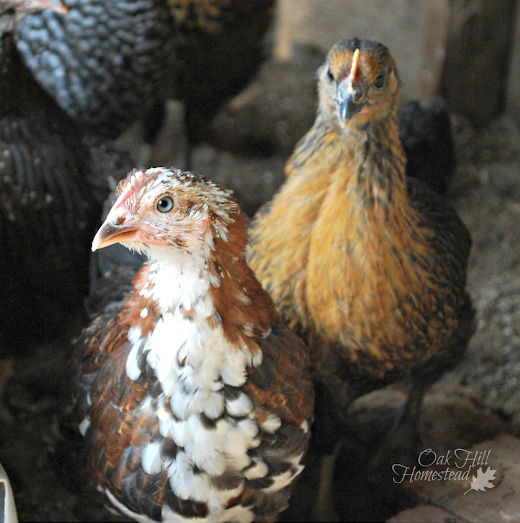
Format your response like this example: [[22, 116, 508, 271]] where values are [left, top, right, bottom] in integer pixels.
[[506, 1, 520, 123]]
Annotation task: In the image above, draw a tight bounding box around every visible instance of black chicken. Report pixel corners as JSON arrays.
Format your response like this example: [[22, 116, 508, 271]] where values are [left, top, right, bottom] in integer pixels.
[[13, 0, 275, 168], [149, 0, 276, 160], [399, 95, 456, 194]]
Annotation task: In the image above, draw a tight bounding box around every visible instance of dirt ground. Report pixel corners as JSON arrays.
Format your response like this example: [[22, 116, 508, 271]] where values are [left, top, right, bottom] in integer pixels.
[[2, 49, 520, 522]]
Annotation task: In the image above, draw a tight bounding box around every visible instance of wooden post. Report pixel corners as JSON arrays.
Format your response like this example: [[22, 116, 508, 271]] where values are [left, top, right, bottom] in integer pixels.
[[441, 0, 518, 127], [419, 2, 451, 99]]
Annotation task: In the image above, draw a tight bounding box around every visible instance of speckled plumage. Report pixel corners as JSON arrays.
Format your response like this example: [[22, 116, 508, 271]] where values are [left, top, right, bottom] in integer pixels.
[[0, 4, 132, 352], [247, 38, 474, 456], [14, 0, 175, 141], [12, 0, 273, 151], [57, 167, 314, 522]]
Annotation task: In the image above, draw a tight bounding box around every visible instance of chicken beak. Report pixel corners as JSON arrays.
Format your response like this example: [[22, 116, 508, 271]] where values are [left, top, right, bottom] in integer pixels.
[[336, 48, 365, 123], [92, 192, 157, 252], [91, 214, 139, 252]]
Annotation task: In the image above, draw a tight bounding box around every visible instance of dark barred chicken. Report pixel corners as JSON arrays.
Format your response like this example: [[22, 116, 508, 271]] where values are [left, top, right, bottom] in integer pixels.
[[12, 0, 274, 166], [13, 0, 175, 142], [247, 38, 474, 517], [57, 167, 314, 522], [0, 0, 94, 347], [0, 0, 133, 414]]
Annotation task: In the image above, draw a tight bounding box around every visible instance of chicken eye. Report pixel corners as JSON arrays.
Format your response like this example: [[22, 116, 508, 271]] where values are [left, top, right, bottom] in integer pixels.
[[327, 67, 335, 82], [157, 196, 174, 213], [374, 73, 385, 89]]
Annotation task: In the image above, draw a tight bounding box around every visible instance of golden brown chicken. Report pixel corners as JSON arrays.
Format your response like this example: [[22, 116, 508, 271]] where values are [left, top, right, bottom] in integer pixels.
[[247, 37, 474, 516]]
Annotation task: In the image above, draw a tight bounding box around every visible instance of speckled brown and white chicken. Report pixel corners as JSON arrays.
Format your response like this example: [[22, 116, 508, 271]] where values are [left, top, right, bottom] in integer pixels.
[[56, 167, 314, 522]]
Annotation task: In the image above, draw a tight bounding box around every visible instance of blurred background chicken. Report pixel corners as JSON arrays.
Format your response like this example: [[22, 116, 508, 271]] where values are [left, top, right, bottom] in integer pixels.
[[12, 0, 275, 167], [398, 95, 456, 195], [0, 0, 134, 418], [13, 0, 175, 144], [141, 0, 276, 166], [247, 37, 474, 518], [56, 167, 314, 522]]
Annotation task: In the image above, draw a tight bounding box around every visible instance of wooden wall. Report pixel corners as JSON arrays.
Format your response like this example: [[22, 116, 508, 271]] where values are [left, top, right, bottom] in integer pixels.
[[273, 0, 519, 127]]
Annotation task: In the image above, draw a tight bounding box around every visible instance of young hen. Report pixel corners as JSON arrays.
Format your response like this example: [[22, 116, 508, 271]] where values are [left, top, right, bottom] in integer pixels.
[[57, 167, 314, 522], [12, 0, 274, 166], [399, 95, 456, 195], [247, 38, 474, 514]]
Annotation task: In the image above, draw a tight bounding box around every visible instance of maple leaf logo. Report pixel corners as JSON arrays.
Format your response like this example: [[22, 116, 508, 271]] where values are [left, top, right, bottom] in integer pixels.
[[463, 467, 496, 495]]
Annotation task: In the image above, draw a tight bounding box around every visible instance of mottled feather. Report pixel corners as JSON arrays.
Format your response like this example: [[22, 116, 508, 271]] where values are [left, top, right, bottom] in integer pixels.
[[57, 167, 314, 522]]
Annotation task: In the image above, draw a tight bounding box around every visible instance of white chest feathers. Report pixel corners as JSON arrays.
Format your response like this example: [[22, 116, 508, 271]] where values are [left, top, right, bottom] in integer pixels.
[[122, 286, 275, 521]]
